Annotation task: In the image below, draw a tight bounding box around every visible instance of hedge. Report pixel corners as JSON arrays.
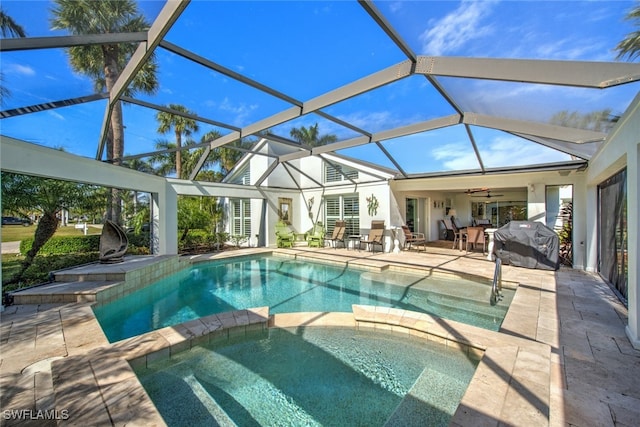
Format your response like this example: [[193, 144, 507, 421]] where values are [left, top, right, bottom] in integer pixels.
[[20, 233, 150, 256]]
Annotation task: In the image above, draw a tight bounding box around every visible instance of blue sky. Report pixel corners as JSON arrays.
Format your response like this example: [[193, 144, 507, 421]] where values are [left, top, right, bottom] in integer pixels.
[[1, 0, 638, 174]]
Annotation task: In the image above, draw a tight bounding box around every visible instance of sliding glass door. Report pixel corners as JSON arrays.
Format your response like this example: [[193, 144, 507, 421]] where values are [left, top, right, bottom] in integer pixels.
[[598, 169, 628, 302]]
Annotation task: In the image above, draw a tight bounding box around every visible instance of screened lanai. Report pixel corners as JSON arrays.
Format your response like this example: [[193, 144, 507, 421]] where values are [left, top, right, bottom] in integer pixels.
[[1, 1, 640, 347], [1, 0, 638, 184]]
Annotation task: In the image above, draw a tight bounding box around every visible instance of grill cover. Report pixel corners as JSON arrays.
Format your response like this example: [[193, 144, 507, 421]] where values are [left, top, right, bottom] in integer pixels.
[[494, 221, 559, 270]]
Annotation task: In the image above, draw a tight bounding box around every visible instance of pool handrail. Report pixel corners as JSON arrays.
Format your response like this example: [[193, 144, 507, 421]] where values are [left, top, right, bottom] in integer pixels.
[[491, 257, 503, 305]]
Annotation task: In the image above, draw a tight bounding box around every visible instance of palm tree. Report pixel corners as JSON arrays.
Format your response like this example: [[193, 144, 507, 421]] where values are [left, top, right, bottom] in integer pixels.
[[1, 172, 91, 284], [289, 123, 337, 147], [615, 3, 640, 61], [0, 8, 26, 103], [156, 104, 200, 179], [550, 109, 618, 133], [0, 8, 26, 37], [51, 0, 159, 223], [150, 138, 205, 179], [150, 139, 177, 177], [178, 130, 222, 180], [194, 130, 255, 180], [212, 143, 249, 177]]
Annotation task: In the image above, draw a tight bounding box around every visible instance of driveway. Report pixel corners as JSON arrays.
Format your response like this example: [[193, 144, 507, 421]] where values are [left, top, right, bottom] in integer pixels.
[[1, 241, 21, 254]]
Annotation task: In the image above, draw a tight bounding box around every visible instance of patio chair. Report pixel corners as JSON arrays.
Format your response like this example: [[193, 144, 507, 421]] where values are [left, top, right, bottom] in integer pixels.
[[324, 220, 346, 249], [275, 220, 295, 248], [450, 219, 467, 250], [401, 225, 426, 252], [306, 222, 325, 247], [359, 220, 385, 252], [441, 218, 455, 241], [473, 218, 493, 228], [465, 226, 486, 254]]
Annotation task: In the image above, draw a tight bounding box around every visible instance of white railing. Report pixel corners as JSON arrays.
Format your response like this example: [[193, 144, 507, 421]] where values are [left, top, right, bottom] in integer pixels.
[[491, 257, 503, 305]]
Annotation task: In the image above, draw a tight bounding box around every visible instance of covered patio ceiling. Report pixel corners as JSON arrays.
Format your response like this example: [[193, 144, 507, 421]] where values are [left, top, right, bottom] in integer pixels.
[[1, 0, 639, 190]]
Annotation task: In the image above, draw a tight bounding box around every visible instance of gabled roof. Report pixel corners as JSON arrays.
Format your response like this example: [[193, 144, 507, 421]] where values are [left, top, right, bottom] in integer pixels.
[[224, 138, 396, 190]]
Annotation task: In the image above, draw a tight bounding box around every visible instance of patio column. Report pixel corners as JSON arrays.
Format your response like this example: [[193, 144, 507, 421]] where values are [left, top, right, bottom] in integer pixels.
[[151, 182, 178, 255], [626, 141, 639, 349], [526, 182, 545, 222]]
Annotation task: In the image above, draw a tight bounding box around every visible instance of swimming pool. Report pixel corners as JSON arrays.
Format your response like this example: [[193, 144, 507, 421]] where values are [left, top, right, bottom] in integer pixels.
[[93, 255, 514, 342], [136, 326, 479, 426]]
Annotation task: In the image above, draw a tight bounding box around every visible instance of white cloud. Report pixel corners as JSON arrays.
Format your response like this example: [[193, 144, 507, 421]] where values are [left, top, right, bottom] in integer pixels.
[[218, 97, 258, 126], [388, 2, 403, 14], [432, 141, 479, 170], [431, 134, 568, 171], [5, 63, 35, 76], [534, 37, 608, 61], [47, 110, 65, 121], [337, 110, 421, 134], [419, 1, 496, 55]]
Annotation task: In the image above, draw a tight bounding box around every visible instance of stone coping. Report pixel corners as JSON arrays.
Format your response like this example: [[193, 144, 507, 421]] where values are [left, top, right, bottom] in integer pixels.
[[14, 248, 514, 306], [11, 255, 184, 305], [190, 248, 520, 289], [51, 305, 550, 426], [52, 307, 270, 426]]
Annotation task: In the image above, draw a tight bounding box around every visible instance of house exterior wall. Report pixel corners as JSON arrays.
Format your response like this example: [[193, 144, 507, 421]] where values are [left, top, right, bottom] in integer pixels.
[[587, 92, 639, 349]]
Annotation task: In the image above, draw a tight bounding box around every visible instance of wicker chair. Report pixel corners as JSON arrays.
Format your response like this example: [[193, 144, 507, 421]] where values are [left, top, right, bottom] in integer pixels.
[[465, 226, 486, 254]]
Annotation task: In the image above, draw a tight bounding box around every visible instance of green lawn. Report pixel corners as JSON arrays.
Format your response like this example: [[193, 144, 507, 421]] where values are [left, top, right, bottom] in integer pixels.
[[1, 253, 23, 280], [1, 223, 102, 242]]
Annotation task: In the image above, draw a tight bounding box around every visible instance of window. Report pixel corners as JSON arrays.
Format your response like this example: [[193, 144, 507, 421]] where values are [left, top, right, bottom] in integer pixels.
[[325, 194, 360, 236], [229, 166, 250, 185], [231, 199, 251, 237], [324, 163, 358, 183], [486, 200, 527, 228]]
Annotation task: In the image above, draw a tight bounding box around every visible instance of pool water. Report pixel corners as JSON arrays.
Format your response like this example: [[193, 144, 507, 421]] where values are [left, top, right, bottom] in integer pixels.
[[94, 255, 514, 342], [136, 327, 479, 427]]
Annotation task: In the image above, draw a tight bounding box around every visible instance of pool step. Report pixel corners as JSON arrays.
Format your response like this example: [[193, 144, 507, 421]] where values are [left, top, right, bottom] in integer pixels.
[[399, 288, 506, 320], [185, 374, 238, 427], [425, 292, 508, 318], [385, 367, 465, 426]]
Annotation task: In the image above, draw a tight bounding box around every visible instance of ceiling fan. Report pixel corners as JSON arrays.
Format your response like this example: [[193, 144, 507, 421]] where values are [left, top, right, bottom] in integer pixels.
[[471, 190, 504, 198], [464, 188, 490, 195]]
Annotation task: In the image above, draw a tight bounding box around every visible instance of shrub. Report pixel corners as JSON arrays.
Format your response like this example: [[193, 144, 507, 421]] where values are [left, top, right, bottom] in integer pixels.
[[20, 233, 150, 256], [20, 235, 100, 255], [230, 234, 248, 248], [125, 232, 151, 253], [179, 229, 211, 252], [3, 252, 100, 292]]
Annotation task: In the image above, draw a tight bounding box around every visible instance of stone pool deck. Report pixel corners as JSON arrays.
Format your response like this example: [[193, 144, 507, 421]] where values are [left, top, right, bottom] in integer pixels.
[[1, 244, 639, 426]]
